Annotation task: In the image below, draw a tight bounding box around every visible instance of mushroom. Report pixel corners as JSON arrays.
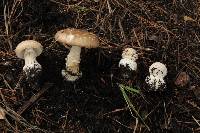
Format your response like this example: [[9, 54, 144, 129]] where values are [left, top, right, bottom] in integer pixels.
[[15, 40, 43, 78], [118, 48, 138, 79], [145, 62, 167, 91], [55, 28, 99, 81]]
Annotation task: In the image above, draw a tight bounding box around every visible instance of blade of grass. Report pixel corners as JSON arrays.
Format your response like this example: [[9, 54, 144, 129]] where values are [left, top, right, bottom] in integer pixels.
[[124, 85, 140, 94], [119, 84, 150, 131], [120, 85, 135, 118]]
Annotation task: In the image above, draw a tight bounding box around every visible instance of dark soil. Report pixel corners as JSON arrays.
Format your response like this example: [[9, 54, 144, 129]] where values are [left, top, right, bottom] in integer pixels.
[[1, 0, 200, 132]]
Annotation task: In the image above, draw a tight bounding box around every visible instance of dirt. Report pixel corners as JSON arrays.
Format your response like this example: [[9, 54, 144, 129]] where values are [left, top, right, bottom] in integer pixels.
[[1, 0, 200, 132]]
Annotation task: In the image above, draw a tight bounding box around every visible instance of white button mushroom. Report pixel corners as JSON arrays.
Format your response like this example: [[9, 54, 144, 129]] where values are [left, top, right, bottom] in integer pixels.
[[55, 28, 99, 81], [145, 62, 167, 91], [118, 48, 138, 79], [15, 40, 43, 78]]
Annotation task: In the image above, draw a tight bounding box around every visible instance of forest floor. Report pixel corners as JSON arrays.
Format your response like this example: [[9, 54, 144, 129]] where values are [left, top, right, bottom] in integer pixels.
[[1, 0, 200, 132]]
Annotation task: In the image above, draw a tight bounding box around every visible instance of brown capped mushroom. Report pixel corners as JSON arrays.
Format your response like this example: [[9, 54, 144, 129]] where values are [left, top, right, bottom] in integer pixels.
[[15, 40, 43, 78], [55, 28, 99, 81]]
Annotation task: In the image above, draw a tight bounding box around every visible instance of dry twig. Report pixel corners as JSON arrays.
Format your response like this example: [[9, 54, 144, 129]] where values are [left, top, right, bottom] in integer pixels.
[[17, 83, 53, 115]]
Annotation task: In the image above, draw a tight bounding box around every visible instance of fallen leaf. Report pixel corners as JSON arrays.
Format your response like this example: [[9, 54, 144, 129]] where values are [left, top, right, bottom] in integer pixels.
[[183, 16, 195, 22]]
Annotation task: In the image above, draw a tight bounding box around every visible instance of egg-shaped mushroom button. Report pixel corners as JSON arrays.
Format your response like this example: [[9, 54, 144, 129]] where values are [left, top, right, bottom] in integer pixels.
[[119, 48, 138, 79], [145, 62, 167, 91]]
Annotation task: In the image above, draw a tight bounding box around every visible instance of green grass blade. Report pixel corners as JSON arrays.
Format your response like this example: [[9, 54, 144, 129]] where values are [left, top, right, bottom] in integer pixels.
[[124, 85, 140, 94], [119, 84, 150, 131]]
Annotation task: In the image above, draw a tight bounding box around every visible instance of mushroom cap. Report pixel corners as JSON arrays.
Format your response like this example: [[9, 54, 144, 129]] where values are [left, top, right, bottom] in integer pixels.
[[55, 28, 99, 48], [15, 40, 43, 59], [149, 62, 167, 78], [122, 48, 138, 61]]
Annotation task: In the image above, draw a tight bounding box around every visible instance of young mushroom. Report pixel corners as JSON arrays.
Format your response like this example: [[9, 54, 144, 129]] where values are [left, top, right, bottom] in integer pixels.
[[15, 40, 43, 78], [118, 48, 138, 79], [145, 62, 167, 91], [55, 28, 99, 81]]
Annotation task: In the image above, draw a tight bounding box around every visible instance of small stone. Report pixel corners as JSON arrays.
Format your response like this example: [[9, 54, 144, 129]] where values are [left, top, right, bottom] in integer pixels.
[[174, 72, 190, 87]]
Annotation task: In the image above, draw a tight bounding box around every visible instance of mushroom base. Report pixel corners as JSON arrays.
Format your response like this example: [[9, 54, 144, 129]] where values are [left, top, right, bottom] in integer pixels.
[[119, 65, 137, 80], [23, 63, 42, 79], [66, 62, 80, 75], [145, 75, 166, 91], [61, 69, 82, 82]]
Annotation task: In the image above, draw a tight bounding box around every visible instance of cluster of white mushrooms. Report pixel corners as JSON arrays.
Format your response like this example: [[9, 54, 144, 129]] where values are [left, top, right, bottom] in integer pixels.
[[119, 48, 167, 91], [15, 28, 167, 90]]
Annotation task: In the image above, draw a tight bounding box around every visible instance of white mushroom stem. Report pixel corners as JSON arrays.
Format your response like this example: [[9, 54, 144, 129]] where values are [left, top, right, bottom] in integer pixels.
[[23, 48, 41, 73], [61, 46, 82, 81], [64, 46, 81, 76]]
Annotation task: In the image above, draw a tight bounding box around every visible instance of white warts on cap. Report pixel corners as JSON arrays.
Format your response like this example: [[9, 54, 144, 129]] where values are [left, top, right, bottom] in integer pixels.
[[121, 48, 138, 61]]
